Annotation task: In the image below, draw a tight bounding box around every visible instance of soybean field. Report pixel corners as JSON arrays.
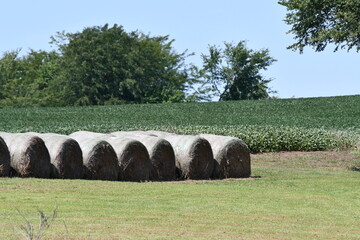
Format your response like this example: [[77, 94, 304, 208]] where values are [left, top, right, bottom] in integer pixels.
[[1, 95, 360, 240], [0, 95, 359, 152]]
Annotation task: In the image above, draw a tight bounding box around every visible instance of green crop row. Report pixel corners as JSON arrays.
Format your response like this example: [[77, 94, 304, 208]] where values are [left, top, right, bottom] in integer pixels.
[[0, 95, 359, 153], [117, 125, 358, 153]]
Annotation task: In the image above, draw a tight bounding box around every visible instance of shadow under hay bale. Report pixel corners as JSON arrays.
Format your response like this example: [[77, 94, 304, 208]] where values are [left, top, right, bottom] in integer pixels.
[[200, 134, 251, 178], [112, 131, 176, 181], [0, 132, 52, 178], [29, 133, 84, 179], [0, 136, 11, 177], [69, 132, 118, 181], [71, 131, 151, 181], [147, 131, 214, 180]]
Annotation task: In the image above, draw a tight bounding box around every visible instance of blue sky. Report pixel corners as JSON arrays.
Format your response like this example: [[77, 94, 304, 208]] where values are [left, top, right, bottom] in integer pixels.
[[1, 0, 359, 99]]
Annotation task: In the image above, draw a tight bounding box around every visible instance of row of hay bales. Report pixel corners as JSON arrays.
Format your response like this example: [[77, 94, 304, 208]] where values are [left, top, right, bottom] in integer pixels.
[[0, 131, 251, 181]]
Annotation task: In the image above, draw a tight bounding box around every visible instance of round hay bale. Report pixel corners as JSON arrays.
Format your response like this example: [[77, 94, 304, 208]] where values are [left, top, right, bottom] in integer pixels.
[[69, 132, 118, 181], [0, 132, 51, 178], [0, 136, 11, 177], [28, 133, 83, 179], [147, 131, 214, 180], [106, 136, 151, 182], [200, 134, 251, 178], [70, 131, 151, 181], [111, 131, 176, 181]]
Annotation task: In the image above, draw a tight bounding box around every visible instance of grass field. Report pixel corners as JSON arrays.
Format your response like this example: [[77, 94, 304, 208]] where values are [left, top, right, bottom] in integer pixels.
[[0, 95, 359, 152], [0, 95, 359, 239], [0, 150, 359, 239]]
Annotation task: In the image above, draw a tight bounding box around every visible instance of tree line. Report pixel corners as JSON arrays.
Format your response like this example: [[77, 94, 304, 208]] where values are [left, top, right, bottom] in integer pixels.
[[0, 24, 276, 107], [1, 0, 358, 107]]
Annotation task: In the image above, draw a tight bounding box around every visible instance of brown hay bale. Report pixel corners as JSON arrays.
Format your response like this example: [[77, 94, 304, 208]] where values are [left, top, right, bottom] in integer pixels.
[[106, 136, 151, 182], [0, 136, 11, 177], [68, 132, 118, 181], [70, 131, 151, 181], [111, 131, 176, 181], [29, 133, 84, 179], [200, 134, 251, 178], [0, 132, 51, 178], [147, 131, 214, 180]]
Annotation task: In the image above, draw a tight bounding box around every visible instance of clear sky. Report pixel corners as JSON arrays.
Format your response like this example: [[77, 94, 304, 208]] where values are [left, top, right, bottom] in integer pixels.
[[1, 0, 359, 99]]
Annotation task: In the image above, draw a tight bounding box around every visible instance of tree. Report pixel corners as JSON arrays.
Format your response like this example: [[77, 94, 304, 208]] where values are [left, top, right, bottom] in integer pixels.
[[279, 0, 360, 53], [0, 50, 62, 107], [51, 24, 192, 105], [199, 41, 276, 101], [0, 50, 20, 102]]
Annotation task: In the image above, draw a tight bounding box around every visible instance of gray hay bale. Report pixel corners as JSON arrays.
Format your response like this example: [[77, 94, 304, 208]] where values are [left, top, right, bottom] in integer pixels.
[[111, 131, 176, 181], [106, 136, 151, 182], [69, 132, 118, 181], [70, 131, 151, 181], [147, 131, 214, 180], [200, 134, 251, 178], [0, 136, 11, 177], [0, 132, 51, 178], [28, 133, 83, 179]]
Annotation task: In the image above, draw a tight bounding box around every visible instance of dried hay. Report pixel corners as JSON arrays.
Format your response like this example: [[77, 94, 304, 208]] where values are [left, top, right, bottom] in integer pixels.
[[0, 132, 51, 178], [70, 131, 151, 181], [69, 132, 118, 181], [200, 134, 251, 178], [148, 131, 214, 180], [29, 133, 83, 179], [111, 131, 176, 181], [0, 136, 11, 177]]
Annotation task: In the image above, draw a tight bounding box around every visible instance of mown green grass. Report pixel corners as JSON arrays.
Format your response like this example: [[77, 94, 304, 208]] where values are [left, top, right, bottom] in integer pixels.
[[0, 95, 359, 152], [1, 151, 359, 240], [1, 96, 360, 239]]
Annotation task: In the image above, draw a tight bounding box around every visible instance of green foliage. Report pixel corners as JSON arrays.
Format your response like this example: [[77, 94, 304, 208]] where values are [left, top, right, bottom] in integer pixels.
[[0, 50, 21, 102], [0, 50, 64, 108], [0, 24, 196, 107], [153, 125, 356, 153], [0, 95, 358, 153], [51, 24, 192, 105], [200, 41, 276, 100], [279, 0, 360, 53]]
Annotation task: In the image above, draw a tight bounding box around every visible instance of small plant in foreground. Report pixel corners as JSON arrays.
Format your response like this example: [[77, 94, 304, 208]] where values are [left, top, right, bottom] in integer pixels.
[[16, 205, 58, 240]]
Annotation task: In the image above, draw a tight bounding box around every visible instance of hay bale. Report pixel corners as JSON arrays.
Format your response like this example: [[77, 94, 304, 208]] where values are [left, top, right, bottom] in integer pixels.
[[0, 136, 11, 177], [111, 131, 176, 181], [70, 131, 151, 181], [68, 132, 118, 181], [0, 132, 51, 178], [106, 137, 151, 182], [200, 134, 251, 178], [28, 133, 83, 179], [147, 131, 214, 180]]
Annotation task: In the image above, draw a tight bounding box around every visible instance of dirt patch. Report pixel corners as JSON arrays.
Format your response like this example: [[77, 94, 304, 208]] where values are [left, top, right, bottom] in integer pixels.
[[163, 176, 260, 184], [252, 150, 360, 170]]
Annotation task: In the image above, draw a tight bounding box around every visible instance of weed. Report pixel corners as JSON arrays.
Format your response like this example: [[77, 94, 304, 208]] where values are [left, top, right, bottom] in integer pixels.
[[16, 205, 58, 240]]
